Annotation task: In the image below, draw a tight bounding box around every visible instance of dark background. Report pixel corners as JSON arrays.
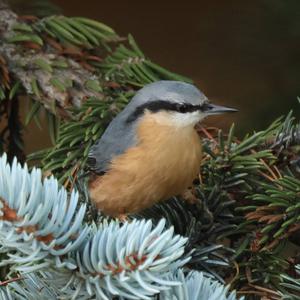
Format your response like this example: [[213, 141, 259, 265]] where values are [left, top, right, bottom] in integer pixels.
[[9, 0, 300, 152], [51, 0, 300, 132]]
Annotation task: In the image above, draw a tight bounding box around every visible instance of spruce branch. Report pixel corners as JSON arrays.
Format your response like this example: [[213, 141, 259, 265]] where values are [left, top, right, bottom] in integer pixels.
[[279, 264, 300, 299], [272, 111, 300, 152], [135, 196, 233, 282], [160, 269, 242, 300], [270, 111, 300, 175], [73, 219, 189, 300], [101, 35, 191, 87], [243, 176, 300, 250], [0, 153, 191, 299], [0, 153, 90, 258], [230, 248, 289, 299]]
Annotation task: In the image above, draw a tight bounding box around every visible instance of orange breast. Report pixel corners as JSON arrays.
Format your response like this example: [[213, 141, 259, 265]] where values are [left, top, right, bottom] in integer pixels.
[[89, 112, 202, 216]]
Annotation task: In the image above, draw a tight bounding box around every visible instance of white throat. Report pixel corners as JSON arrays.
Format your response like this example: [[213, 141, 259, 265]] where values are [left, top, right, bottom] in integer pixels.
[[150, 111, 207, 128]]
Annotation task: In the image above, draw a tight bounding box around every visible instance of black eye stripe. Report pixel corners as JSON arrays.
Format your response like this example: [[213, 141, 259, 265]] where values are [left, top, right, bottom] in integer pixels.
[[176, 103, 202, 113], [126, 100, 208, 123]]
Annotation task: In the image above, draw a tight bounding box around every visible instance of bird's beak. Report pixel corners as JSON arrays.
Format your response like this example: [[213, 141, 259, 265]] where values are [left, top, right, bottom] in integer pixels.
[[204, 103, 238, 115]]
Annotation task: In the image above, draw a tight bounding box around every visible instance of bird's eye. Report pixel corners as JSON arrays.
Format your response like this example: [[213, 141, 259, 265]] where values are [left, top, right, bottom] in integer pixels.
[[177, 104, 187, 113], [201, 103, 213, 112]]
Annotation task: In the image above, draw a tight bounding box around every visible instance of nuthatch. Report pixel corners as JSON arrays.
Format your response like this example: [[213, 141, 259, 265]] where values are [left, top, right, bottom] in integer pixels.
[[88, 81, 237, 216]]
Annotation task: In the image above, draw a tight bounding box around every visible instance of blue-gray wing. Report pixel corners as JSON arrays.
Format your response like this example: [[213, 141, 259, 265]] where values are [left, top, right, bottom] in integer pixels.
[[87, 111, 138, 174]]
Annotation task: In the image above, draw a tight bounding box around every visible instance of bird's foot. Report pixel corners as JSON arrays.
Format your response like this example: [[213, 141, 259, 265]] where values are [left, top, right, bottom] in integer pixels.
[[181, 188, 198, 204], [117, 214, 128, 222]]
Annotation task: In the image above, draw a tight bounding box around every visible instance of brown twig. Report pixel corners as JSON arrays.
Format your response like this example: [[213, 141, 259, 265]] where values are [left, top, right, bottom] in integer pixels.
[[0, 275, 24, 286]]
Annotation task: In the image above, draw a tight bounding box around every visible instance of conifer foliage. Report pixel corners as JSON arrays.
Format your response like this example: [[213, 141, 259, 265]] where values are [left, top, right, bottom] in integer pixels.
[[0, 1, 300, 299]]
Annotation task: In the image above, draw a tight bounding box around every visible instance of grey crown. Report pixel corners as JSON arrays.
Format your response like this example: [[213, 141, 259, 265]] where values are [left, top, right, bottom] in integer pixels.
[[88, 80, 208, 174]]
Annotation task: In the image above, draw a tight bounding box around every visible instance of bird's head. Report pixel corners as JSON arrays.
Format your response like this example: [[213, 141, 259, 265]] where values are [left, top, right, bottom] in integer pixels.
[[125, 81, 237, 127]]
